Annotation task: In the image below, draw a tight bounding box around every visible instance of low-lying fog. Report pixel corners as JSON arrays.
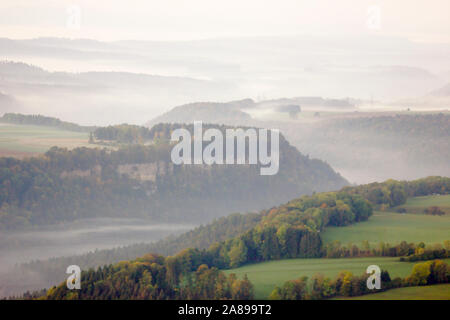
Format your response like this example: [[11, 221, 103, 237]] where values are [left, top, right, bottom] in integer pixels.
[[0, 218, 193, 272]]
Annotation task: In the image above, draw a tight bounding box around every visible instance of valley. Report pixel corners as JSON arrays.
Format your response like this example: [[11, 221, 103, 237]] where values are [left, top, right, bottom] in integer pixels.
[[1, 2, 449, 305], [0, 114, 449, 301]]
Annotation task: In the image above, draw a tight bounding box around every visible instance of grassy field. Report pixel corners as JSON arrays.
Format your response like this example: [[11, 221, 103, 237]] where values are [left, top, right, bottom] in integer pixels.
[[227, 195, 450, 299], [395, 194, 450, 214], [321, 211, 450, 247], [225, 257, 450, 299], [333, 284, 450, 300], [403, 194, 450, 207], [0, 123, 92, 157]]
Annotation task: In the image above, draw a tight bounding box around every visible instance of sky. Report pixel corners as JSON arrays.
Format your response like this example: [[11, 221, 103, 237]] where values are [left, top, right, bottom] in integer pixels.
[[0, 0, 449, 42]]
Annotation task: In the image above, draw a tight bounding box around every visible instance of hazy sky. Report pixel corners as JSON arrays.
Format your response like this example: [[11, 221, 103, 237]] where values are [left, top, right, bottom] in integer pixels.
[[0, 0, 449, 42]]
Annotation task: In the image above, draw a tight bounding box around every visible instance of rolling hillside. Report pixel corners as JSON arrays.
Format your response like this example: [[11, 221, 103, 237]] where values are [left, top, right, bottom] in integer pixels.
[[0, 122, 348, 230], [14, 177, 449, 300], [224, 193, 450, 299], [225, 257, 450, 299], [321, 211, 450, 246]]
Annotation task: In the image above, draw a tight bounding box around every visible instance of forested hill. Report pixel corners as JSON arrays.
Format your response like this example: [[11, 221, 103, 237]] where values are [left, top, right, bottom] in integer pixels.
[[0, 113, 96, 132], [41, 182, 374, 300], [0, 123, 348, 230], [145, 99, 255, 128], [40, 176, 450, 300], [12, 176, 449, 299]]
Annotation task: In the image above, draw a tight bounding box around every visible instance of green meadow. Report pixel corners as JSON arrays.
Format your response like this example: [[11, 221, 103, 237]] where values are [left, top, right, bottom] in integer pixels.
[[321, 210, 450, 246], [227, 195, 450, 299], [0, 123, 91, 157], [394, 194, 450, 214], [333, 283, 450, 300], [225, 257, 450, 299]]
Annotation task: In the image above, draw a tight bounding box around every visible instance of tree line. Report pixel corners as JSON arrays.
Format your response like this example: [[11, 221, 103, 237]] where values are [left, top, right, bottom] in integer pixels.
[[270, 259, 450, 300], [323, 240, 450, 259], [93, 124, 154, 144], [400, 247, 449, 262], [41, 253, 253, 300], [30, 256, 450, 300], [341, 176, 450, 209]]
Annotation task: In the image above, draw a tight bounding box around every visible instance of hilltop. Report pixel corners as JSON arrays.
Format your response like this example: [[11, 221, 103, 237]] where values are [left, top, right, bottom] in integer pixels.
[[0, 122, 348, 230]]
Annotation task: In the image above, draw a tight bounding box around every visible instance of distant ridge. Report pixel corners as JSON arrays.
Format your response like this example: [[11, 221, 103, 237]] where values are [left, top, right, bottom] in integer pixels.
[[428, 83, 450, 97], [0, 113, 96, 132], [145, 99, 255, 127], [145, 97, 356, 128]]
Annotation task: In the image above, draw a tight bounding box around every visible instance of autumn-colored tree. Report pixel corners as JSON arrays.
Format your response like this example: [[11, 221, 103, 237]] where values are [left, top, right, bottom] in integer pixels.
[[406, 262, 431, 286]]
